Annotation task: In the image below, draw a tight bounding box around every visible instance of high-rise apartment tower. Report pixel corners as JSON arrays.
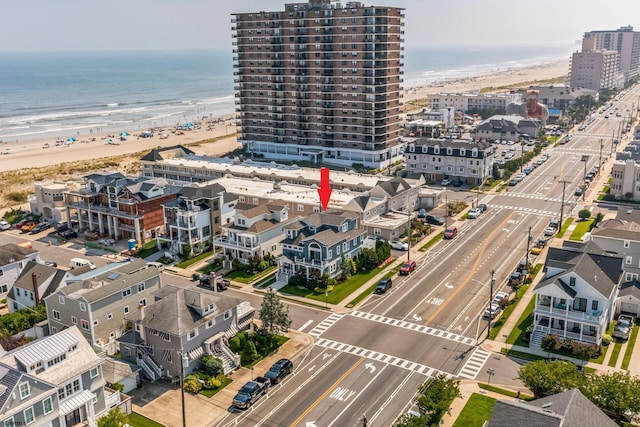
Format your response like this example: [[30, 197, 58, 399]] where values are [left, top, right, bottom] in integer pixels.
[[232, 0, 405, 168]]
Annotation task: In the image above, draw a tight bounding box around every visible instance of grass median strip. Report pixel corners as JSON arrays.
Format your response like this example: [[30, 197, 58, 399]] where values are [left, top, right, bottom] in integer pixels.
[[607, 341, 623, 367], [622, 324, 639, 370]]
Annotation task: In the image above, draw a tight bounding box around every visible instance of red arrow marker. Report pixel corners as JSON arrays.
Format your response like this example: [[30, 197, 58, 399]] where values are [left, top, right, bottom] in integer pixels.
[[318, 167, 332, 211]]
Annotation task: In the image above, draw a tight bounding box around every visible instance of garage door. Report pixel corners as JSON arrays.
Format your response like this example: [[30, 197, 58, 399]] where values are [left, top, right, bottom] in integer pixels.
[[620, 301, 639, 316]]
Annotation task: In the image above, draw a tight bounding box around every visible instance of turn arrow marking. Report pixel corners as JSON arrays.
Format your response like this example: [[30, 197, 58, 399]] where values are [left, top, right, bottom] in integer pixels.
[[365, 363, 376, 373]]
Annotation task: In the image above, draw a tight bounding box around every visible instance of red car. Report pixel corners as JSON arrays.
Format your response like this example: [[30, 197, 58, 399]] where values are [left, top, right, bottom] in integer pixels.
[[444, 226, 458, 239], [399, 260, 416, 275]]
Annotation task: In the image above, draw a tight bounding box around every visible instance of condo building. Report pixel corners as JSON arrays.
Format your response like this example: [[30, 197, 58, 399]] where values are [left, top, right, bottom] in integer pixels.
[[582, 26, 640, 81], [232, 0, 405, 168]]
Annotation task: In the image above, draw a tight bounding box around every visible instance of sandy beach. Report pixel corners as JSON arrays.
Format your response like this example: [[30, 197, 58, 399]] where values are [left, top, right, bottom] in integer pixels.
[[0, 60, 568, 173]]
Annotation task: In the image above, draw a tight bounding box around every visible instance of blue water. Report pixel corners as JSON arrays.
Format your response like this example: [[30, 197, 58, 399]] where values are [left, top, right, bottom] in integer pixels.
[[0, 44, 573, 142]]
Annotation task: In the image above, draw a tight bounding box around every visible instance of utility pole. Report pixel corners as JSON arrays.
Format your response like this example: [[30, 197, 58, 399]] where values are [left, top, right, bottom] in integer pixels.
[[599, 138, 603, 168], [526, 226, 532, 274], [520, 143, 524, 172], [488, 269, 495, 339], [406, 192, 411, 261], [444, 192, 448, 229], [559, 179, 570, 233]]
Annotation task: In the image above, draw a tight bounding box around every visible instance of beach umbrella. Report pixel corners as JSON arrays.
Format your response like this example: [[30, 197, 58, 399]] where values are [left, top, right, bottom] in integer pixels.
[[119, 131, 129, 137], [66, 137, 76, 142], [183, 122, 194, 128], [106, 138, 113, 144]]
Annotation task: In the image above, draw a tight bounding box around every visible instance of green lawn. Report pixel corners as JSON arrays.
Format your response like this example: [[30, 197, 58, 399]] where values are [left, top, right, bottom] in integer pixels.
[[478, 383, 533, 400], [199, 376, 233, 397], [175, 250, 214, 268], [489, 285, 529, 340], [126, 412, 165, 427], [569, 219, 595, 241], [622, 323, 640, 370], [556, 218, 574, 238], [280, 264, 388, 304], [452, 393, 496, 427], [607, 341, 623, 367], [225, 266, 277, 284], [419, 232, 443, 251], [506, 297, 535, 346]]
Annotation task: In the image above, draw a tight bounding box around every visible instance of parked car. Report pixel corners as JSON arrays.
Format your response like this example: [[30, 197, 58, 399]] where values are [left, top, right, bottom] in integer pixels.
[[417, 208, 427, 218], [477, 204, 488, 213], [544, 227, 556, 237], [424, 214, 444, 226], [232, 377, 270, 409], [264, 358, 293, 384], [199, 274, 230, 291], [0, 220, 10, 231], [508, 179, 517, 186], [509, 271, 524, 287], [493, 291, 510, 306], [375, 278, 392, 294], [530, 239, 546, 255], [452, 180, 463, 187], [467, 208, 481, 219], [389, 240, 409, 251], [613, 315, 635, 340], [574, 188, 583, 197], [21, 221, 38, 233], [483, 303, 502, 319], [443, 226, 458, 239], [57, 229, 78, 239], [440, 179, 452, 186], [399, 260, 416, 275], [549, 218, 560, 229]]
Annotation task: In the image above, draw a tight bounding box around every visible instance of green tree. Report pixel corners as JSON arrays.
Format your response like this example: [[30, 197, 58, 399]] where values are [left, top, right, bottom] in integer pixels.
[[241, 340, 258, 364], [339, 255, 354, 280], [580, 371, 640, 423], [571, 342, 599, 367], [259, 288, 292, 336], [578, 209, 591, 221], [517, 360, 585, 398], [201, 354, 224, 376], [98, 408, 128, 427], [415, 374, 461, 425], [183, 377, 203, 393]]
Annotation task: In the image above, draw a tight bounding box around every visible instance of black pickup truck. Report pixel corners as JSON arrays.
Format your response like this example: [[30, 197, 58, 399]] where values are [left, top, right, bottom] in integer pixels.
[[199, 274, 230, 291], [232, 377, 270, 409]]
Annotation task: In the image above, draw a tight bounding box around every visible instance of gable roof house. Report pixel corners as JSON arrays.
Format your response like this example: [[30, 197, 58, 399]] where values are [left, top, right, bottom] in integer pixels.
[[119, 285, 255, 379], [0, 363, 58, 427], [0, 243, 40, 301], [214, 202, 300, 269], [0, 326, 126, 427], [487, 388, 616, 427], [532, 241, 623, 346], [277, 211, 366, 284], [63, 172, 179, 244], [44, 259, 162, 355], [7, 261, 77, 314]]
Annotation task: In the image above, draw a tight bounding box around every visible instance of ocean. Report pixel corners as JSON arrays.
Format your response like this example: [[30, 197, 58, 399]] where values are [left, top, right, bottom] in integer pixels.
[[0, 44, 573, 143]]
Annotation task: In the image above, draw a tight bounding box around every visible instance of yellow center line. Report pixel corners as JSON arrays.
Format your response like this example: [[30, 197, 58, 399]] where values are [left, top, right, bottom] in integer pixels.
[[289, 357, 365, 427], [425, 211, 515, 326]]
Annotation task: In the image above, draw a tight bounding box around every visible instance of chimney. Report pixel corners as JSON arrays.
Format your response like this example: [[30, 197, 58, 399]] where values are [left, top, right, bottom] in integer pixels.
[[32, 272, 40, 304]]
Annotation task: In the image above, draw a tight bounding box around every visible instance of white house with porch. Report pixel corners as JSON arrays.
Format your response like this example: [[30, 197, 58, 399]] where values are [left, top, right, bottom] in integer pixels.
[[532, 242, 622, 347]]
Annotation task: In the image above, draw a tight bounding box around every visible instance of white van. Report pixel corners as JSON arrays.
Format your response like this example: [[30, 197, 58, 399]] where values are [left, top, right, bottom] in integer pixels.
[[70, 257, 96, 270], [0, 221, 10, 231]]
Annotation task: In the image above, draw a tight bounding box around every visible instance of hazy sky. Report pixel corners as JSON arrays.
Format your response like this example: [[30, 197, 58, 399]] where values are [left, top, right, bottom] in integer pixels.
[[2, 0, 639, 52]]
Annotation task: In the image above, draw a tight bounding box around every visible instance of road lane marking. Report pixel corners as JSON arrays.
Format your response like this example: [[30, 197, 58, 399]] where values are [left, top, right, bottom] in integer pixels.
[[349, 311, 476, 346], [314, 338, 447, 378], [297, 319, 314, 332], [288, 357, 365, 427], [457, 348, 492, 379], [327, 365, 389, 427], [424, 212, 516, 326], [308, 313, 344, 337]]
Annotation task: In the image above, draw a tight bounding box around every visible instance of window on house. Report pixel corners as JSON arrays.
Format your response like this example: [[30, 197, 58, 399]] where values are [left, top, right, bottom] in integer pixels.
[[59, 295, 64, 304], [79, 302, 86, 311], [592, 300, 599, 311], [124, 347, 131, 357], [23, 407, 34, 425], [569, 277, 576, 286], [188, 329, 198, 340], [107, 313, 113, 320], [71, 316, 77, 324], [0, 284, 6, 293], [19, 382, 30, 399], [627, 256, 633, 265], [90, 367, 99, 378], [81, 320, 90, 330], [122, 288, 132, 298], [224, 311, 231, 320], [573, 297, 587, 312], [138, 283, 145, 292], [53, 310, 60, 320], [124, 306, 129, 314], [93, 320, 99, 326], [207, 319, 214, 328], [42, 396, 53, 414], [139, 298, 147, 307], [624, 240, 630, 248]]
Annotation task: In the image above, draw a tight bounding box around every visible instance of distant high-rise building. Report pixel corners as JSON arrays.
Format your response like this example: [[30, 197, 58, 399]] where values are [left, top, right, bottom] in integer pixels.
[[231, 0, 405, 168], [582, 26, 640, 81], [568, 50, 620, 91]]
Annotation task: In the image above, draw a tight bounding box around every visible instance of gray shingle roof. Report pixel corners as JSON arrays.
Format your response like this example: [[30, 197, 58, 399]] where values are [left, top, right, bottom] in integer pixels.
[[619, 280, 640, 299], [128, 285, 249, 336], [488, 389, 616, 427], [0, 243, 37, 266], [139, 145, 195, 162], [0, 364, 22, 411]]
